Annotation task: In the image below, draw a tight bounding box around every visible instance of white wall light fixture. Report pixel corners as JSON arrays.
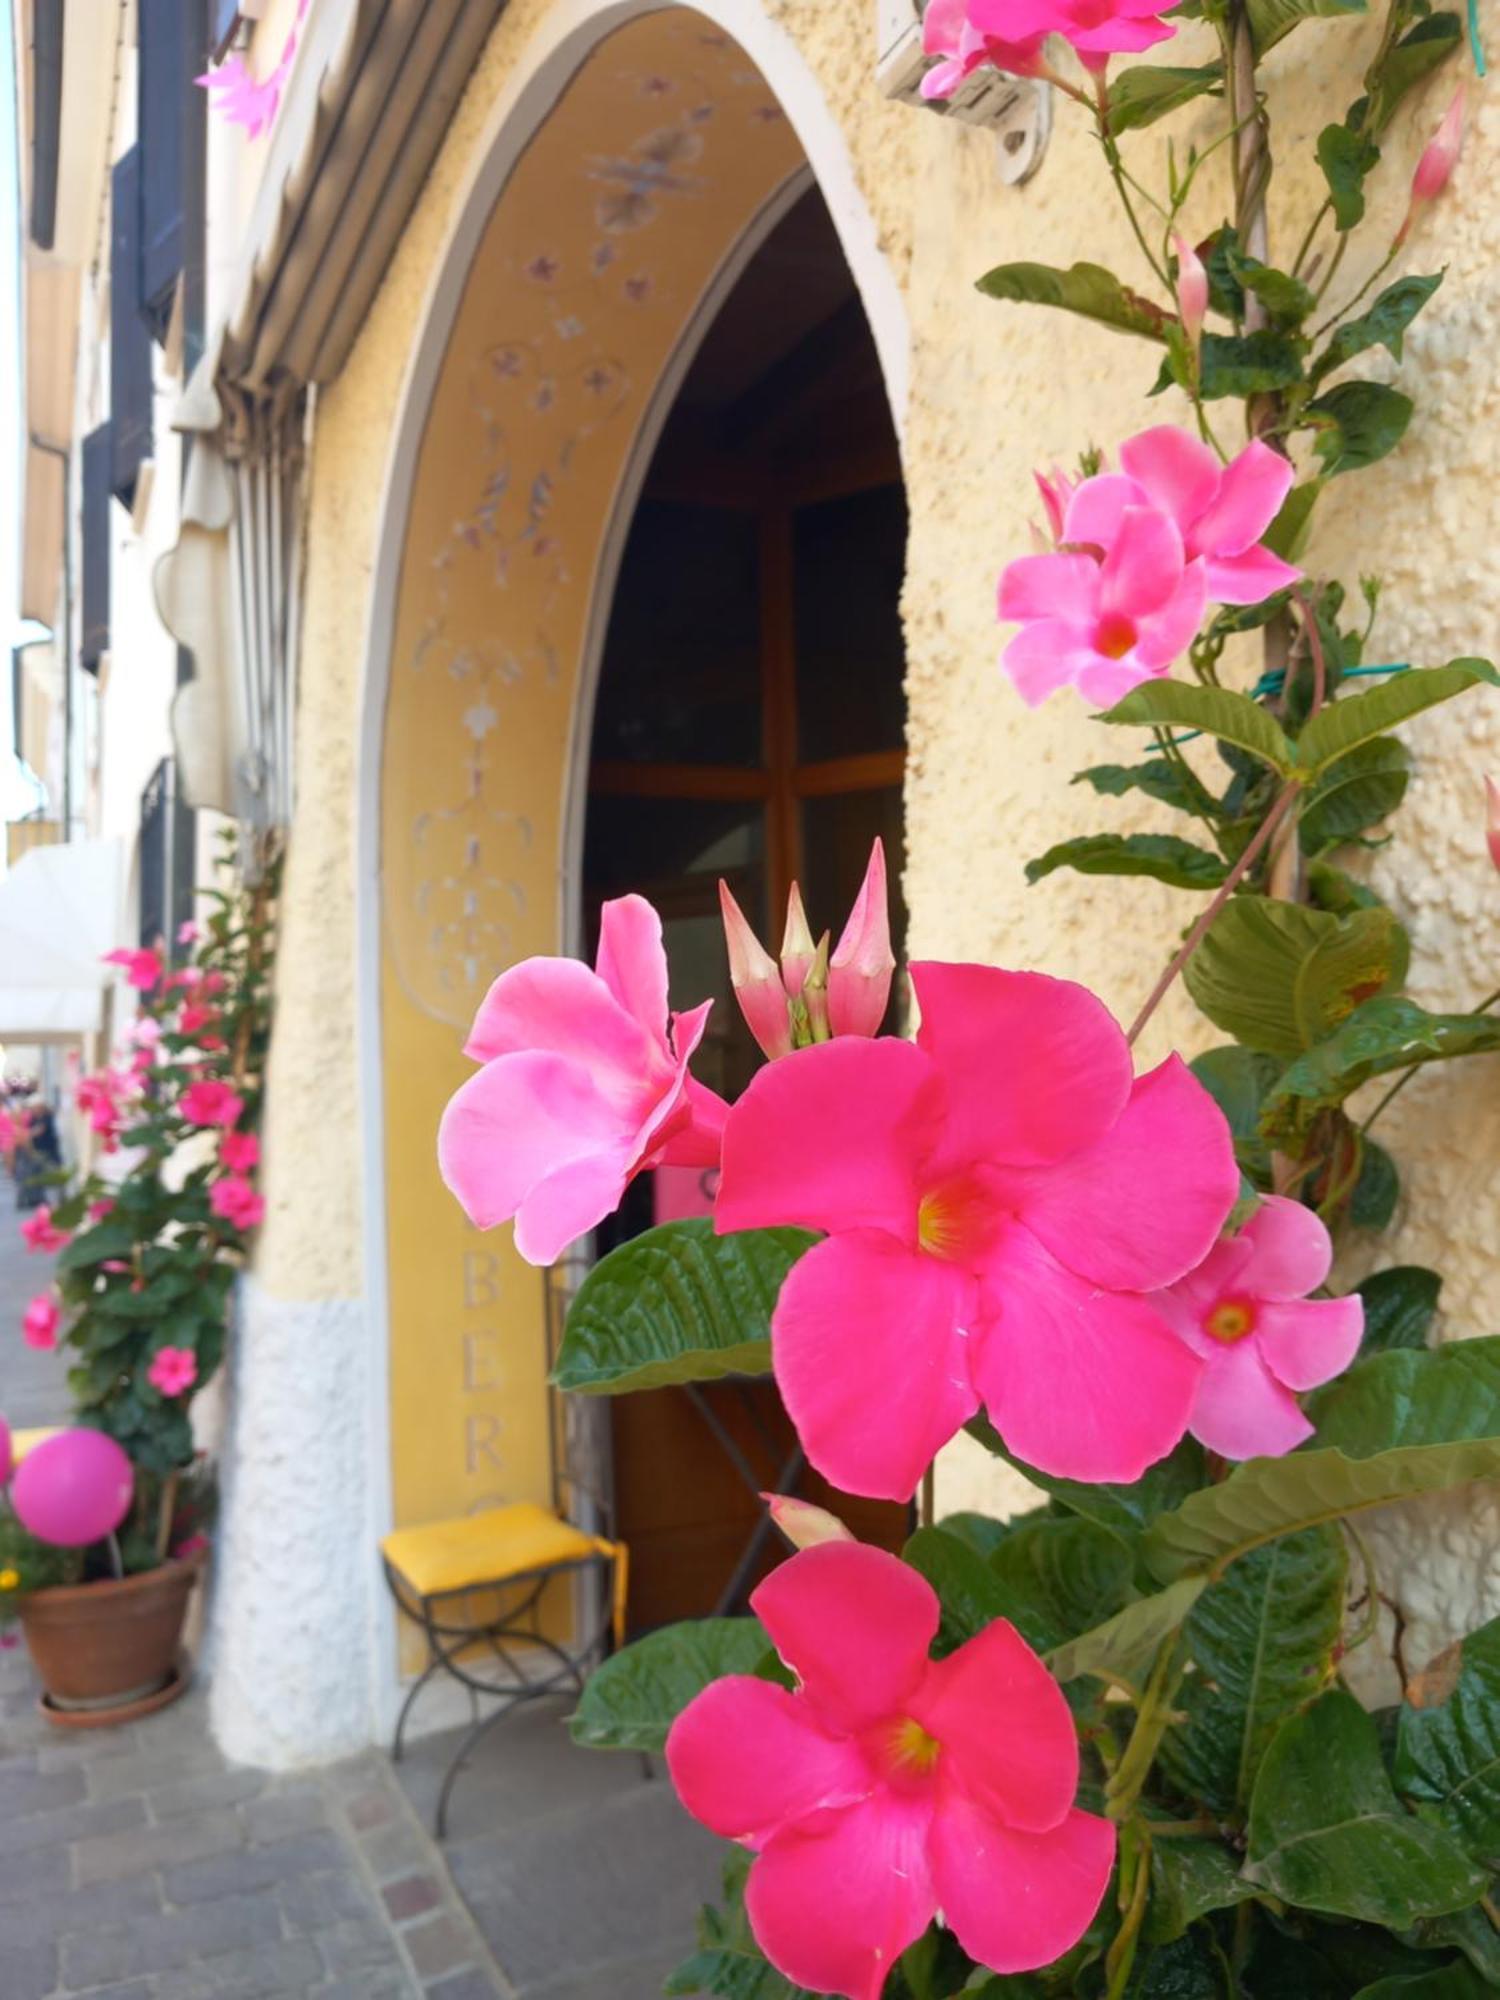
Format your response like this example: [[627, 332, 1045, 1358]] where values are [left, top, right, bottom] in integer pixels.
[[875, 0, 1053, 186]]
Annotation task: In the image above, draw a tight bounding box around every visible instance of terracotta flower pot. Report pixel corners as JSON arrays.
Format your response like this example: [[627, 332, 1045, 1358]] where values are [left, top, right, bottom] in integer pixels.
[[19, 1554, 202, 1727]]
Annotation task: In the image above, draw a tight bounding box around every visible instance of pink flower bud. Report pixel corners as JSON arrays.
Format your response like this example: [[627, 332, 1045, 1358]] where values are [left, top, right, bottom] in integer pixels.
[[1034, 469, 1074, 545], [827, 838, 896, 1039], [762, 1493, 855, 1551], [1486, 775, 1500, 873], [1412, 88, 1463, 203], [718, 881, 792, 1061], [779, 884, 817, 998], [1173, 233, 1208, 348]]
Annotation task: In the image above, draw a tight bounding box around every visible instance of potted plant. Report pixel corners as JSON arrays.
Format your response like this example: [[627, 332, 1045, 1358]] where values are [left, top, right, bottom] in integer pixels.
[[0, 839, 276, 1726]]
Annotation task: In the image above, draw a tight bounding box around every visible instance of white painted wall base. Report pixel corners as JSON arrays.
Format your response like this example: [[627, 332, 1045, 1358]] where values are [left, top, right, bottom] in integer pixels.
[[206, 1278, 380, 1769]]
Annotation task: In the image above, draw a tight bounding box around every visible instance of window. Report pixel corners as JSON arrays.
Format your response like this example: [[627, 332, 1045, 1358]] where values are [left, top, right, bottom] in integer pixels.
[[110, 150, 154, 507], [137, 0, 208, 343], [138, 759, 196, 956], [80, 427, 112, 675]]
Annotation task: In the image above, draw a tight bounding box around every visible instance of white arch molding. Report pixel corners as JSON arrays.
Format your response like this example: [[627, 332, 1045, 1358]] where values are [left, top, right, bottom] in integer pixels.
[[345, 0, 913, 1743]]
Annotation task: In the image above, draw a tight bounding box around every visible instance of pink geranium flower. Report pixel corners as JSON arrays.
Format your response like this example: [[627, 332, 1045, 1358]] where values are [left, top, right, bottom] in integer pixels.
[[209, 1174, 266, 1232], [1150, 1196, 1364, 1457], [181, 1080, 246, 1129], [440, 896, 729, 1266], [147, 1346, 198, 1398], [23, 1292, 62, 1352], [717, 962, 1237, 1498], [220, 1131, 260, 1173], [920, 0, 1047, 98], [668, 1542, 1114, 1997], [20, 1206, 71, 1254]]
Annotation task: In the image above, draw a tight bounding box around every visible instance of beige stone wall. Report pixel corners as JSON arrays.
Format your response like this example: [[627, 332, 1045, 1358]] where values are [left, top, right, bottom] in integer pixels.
[[261, 0, 1500, 1658]]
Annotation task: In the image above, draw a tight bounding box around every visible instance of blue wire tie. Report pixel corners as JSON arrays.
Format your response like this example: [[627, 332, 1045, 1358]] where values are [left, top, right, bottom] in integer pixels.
[[1469, 0, 1487, 81]]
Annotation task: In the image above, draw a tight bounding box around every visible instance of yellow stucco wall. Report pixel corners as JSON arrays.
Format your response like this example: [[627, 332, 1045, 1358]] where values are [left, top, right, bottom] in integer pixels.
[[259, 0, 1500, 1628]]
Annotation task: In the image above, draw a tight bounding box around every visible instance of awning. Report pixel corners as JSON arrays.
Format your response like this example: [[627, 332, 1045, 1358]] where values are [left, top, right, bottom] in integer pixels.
[[0, 838, 125, 1043]]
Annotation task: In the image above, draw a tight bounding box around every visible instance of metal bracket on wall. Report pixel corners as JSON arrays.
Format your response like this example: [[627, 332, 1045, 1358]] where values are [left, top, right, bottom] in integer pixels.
[[875, 0, 1053, 187]]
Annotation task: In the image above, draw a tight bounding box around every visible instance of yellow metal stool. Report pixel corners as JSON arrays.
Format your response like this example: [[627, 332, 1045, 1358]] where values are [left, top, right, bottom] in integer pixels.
[[381, 1499, 627, 1836]]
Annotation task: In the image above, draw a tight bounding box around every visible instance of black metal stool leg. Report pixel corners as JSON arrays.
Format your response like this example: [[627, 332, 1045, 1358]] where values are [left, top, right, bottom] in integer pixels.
[[435, 1692, 535, 1839]]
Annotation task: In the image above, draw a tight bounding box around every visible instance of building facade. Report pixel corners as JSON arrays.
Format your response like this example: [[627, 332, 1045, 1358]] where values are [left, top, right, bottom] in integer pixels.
[[11, 0, 1500, 1769]]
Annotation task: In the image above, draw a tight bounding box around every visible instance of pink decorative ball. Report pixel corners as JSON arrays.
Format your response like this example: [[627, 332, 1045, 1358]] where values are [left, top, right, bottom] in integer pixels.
[[11, 1430, 134, 1548], [0, 1414, 11, 1485]]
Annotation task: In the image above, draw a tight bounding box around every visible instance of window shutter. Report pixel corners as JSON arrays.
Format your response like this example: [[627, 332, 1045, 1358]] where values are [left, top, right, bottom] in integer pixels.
[[110, 149, 154, 506], [212, 0, 241, 56], [81, 426, 112, 675], [137, 0, 199, 338]]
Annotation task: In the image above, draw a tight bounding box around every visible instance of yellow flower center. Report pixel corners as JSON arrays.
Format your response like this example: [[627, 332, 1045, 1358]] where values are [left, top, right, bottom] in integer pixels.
[[1206, 1298, 1256, 1344], [0, 1569, 19, 1591], [917, 1174, 997, 1263], [889, 1716, 943, 1773]]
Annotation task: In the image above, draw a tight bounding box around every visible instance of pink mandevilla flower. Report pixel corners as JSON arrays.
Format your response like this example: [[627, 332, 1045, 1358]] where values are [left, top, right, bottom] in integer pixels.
[[177, 919, 200, 945], [103, 947, 164, 992], [220, 1131, 261, 1173], [181, 1079, 246, 1130], [210, 1174, 266, 1232], [919, 0, 1046, 99], [147, 1347, 199, 1399], [970, 0, 1177, 70], [439, 896, 728, 1266], [23, 1292, 62, 1352], [1484, 775, 1500, 873], [20, 1207, 71, 1255], [88, 1198, 116, 1223], [1173, 233, 1208, 348], [998, 427, 1297, 707], [716, 961, 1238, 1499], [1150, 1196, 1364, 1458], [667, 1542, 1114, 1998], [1412, 87, 1464, 203]]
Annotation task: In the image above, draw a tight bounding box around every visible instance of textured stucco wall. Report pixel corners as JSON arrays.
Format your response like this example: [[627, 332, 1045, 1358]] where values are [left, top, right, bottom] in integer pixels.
[[235, 0, 1500, 1765]]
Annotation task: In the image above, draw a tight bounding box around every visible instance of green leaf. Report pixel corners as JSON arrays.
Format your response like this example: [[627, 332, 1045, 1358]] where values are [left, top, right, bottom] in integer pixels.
[[1295, 660, 1500, 777], [553, 1220, 815, 1395], [1196, 329, 1307, 399], [667, 1856, 817, 1998], [1313, 274, 1445, 386], [1299, 737, 1410, 853], [1249, 0, 1366, 54], [1104, 62, 1223, 133], [1160, 1527, 1347, 1815], [1262, 998, 1500, 1134], [1356, 1266, 1441, 1355], [1233, 255, 1317, 327], [1245, 1689, 1486, 1924], [1145, 1838, 1261, 1943], [1263, 477, 1324, 562], [1398, 1903, 1500, 1984], [569, 1618, 772, 1752], [975, 260, 1168, 340], [56, 1220, 141, 1273], [988, 1518, 1134, 1655], [967, 1418, 1206, 1551], [903, 1526, 1011, 1656], [1047, 1576, 1207, 1688], [1317, 123, 1381, 229], [1024, 833, 1227, 891], [1189, 1045, 1283, 1185], [1365, 13, 1465, 135], [1183, 897, 1408, 1056], [1351, 1137, 1400, 1230], [1308, 381, 1414, 476], [1353, 1965, 1494, 1998], [1396, 1614, 1500, 1867], [1073, 760, 1212, 815], [1306, 1338, 1500, 1454], [1101, 683, 1293, 772]]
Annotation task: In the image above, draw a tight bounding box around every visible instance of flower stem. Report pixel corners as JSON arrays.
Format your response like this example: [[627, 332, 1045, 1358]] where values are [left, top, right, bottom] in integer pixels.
[[1127, 783, 1300, 1046]]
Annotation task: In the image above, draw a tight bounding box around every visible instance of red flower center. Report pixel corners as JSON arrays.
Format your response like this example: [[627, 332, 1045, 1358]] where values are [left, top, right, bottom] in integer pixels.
[[1095, 612, 1138, 660]]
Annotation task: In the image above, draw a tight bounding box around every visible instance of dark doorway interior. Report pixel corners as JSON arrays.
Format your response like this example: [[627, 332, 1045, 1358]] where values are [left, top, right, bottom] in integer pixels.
[[582, 185, 910, 1634]]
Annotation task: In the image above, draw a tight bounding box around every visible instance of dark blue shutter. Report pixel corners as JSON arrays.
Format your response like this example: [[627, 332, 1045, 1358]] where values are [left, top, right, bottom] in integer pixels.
[[81, 427, 113, 675], [212, 0, 240, 54], [110, 149, 154, 506], [137, 0, 191, 337]]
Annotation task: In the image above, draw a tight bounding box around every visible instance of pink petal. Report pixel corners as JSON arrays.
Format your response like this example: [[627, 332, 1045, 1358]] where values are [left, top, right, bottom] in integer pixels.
[[750, 1542, 939, 1733], [920, 55, 968, 97], [1189, 438, 1294, 557], [1256, 1295, 1364, 1391], [1130, 557, 1209, 669], [977, 1222, 1201, 1481], [909, 1621, 1078, 1834], [1118, 426, 1221, 532], [1075, 656, 1171, 707], [1002, 623, 1107, 707], [666, 1677, 872, 1843], [990, 1057, 1238, 1293], [1238, 1195, 1333, 1299], [911, 962, 1132, 1171], [463, 958, 659, 1095], [1190, 1339, 1313, 1458], [923, 0, 968, 53], [930, 1789, 1115, 1976], [1067, 12, 1176, 51], [1204, 545, 1301, 606], [1098, 507, 1187, 623], [513, 1146, 636, 1266], [998, 553, 1101, 623], [1060, 473, 1146, 551], [1153, 1237, 1256, 1353], [438, 1052, 632, 1236], [594, 894, 672, 1053], [652, 1075, 729, 1169], [716, 1038, 942, 1242], [772, 1230, 980, 1503], [747, 1793, 936, 2000]]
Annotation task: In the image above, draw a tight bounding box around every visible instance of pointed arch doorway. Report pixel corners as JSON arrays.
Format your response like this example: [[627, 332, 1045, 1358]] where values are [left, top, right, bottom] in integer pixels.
[[582, 185, 911, 1633]]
